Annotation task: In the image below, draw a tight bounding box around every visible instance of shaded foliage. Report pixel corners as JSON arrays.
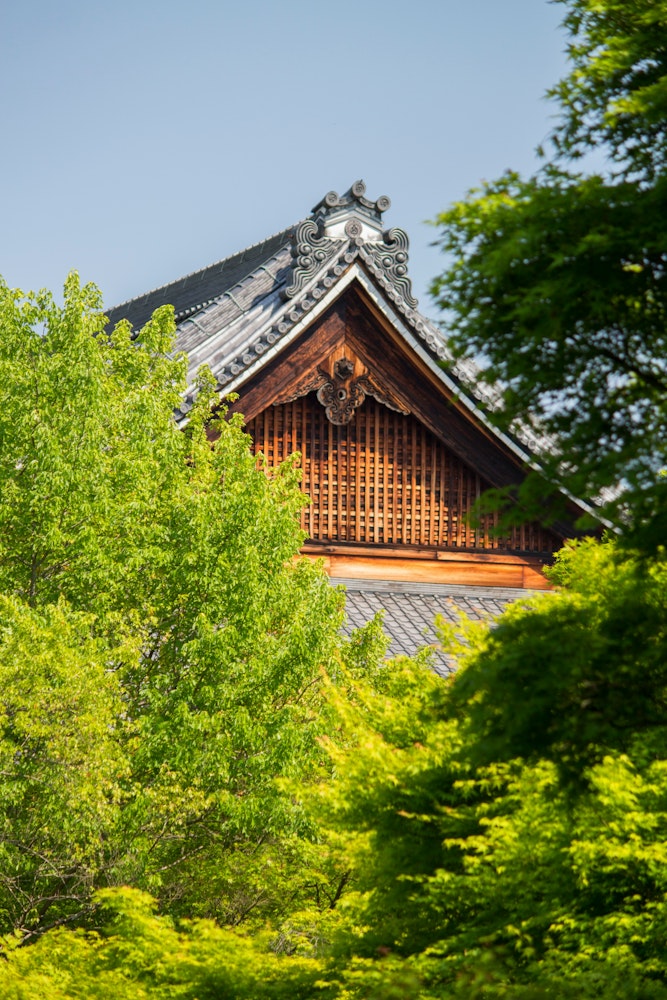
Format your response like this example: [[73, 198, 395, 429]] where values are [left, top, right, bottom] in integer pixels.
[[308, 543, 667, 999], [431, 0, 667, 540]]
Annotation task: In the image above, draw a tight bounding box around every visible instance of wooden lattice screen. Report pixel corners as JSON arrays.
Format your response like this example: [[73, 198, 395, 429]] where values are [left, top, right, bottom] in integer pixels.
[[246, 395, 557, 554]]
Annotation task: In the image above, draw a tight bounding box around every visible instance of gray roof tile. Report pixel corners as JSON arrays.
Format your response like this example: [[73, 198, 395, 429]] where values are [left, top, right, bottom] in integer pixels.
[[104, 227, 293, 334], [336, 578, 534, 676]]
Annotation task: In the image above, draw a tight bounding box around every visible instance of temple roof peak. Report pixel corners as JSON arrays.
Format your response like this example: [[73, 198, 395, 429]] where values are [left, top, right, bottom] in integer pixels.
[[311, 180, 391, 241]]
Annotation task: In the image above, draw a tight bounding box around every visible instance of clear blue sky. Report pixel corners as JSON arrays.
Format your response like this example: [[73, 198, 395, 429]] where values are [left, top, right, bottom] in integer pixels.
[[1, 0, 568, 316]]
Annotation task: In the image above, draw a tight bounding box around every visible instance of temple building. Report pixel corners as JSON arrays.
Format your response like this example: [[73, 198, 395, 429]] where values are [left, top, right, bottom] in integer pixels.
[[106, 182, 585, 668]]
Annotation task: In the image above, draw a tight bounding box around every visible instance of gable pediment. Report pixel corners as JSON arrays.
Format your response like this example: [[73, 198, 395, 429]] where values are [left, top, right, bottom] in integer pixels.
[[105, 181, 596, 582], [227, 286, 532, 496], [272, 345, 410, 425]]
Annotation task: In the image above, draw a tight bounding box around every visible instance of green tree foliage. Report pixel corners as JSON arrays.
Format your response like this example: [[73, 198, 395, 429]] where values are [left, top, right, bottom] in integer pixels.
[[431, 0, 667, 538], [449, 540, 667, 778], [0, 888, 329, 999], [7, 544, 667, 997], [308, 542, 667, 999], [0, 598, 125, 939], [7, 5, 667, 996], [0, 272, 356, 941]]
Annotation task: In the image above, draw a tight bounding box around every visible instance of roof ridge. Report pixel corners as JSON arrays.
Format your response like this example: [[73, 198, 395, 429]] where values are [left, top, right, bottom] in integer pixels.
[[334, 578, 536, 599], [105, 223, 297, 314]]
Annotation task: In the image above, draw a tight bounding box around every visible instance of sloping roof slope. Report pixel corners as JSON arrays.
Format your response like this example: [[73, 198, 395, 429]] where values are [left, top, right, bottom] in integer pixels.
[[340, 578, 531, 675], [105, 181, 546, 465], [105, 228, 294, 334]]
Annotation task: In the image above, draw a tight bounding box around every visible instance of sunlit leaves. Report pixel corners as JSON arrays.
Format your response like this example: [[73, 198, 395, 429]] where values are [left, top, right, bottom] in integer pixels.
[[0, 272, 351, 941]]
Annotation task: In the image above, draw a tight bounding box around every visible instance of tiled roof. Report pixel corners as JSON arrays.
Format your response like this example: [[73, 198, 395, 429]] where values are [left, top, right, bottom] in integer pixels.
[[338, 578, 532, 676], [105, 194, 523, 447], [104, 227, 293, 334], [102, 181, 584, 490]]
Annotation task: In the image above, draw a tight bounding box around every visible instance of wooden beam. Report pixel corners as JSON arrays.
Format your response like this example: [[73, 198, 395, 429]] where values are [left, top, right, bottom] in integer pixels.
[[300, 552, 552, 590]]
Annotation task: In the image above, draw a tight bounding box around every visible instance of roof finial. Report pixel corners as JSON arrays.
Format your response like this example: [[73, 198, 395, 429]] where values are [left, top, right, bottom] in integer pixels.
[[283, 181, 415, 308], [311, 181, 391, 225]]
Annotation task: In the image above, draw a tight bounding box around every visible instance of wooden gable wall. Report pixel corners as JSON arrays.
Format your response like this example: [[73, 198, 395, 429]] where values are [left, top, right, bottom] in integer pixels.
[[247, 395, 557, 554], [231, 285, 565, 589]]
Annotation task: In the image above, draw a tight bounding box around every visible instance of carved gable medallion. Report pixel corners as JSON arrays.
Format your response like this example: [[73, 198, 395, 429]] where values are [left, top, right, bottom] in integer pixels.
[[273, 349, 409, 425]]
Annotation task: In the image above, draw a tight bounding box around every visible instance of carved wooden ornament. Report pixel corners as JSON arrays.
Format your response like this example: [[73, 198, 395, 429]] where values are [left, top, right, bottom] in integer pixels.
[[274, 356, 410, 425]]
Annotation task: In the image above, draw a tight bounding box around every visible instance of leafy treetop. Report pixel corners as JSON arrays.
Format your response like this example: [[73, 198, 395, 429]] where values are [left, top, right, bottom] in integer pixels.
[[431, 0, 667, 544]]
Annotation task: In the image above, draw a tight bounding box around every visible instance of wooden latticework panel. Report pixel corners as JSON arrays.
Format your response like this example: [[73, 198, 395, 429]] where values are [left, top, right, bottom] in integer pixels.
[[246, 395, 558, 553]]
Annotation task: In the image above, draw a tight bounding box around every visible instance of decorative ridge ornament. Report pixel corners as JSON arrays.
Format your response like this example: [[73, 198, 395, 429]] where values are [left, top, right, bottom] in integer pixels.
[[284, 219, 341, 299], [283, 183, 417, 308], [311, 180, 391, 222], [358, 228, 418, 309], [313, 180, 390, 243]]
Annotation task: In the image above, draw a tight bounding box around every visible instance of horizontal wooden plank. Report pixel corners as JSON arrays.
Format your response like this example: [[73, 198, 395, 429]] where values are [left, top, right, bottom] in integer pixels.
[[300, 553, 552, 590], [302, 541, 551, 567], [522, 564, 552, 589]]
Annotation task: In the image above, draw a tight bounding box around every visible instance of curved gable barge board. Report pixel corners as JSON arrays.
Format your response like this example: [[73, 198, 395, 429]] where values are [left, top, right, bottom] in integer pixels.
[[220, 269, 592, 537], [211, 251, 535, 477], [340, 286, 592, 538], [223, 281, 562, 518]]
